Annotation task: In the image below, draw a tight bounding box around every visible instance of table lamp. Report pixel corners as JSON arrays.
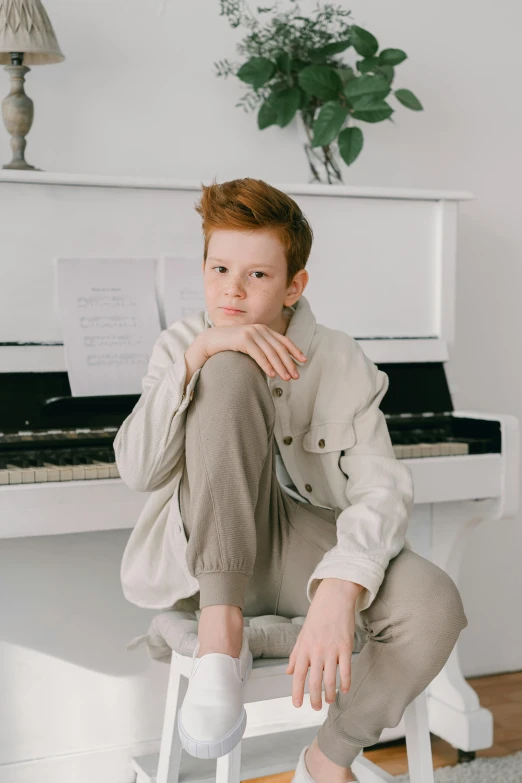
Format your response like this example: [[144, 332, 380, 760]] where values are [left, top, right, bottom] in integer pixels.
[[0, 0, 64, 170]]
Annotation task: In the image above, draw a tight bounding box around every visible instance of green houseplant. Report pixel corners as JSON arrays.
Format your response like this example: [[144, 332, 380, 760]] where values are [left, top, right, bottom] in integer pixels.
[[214, 0, 423, 184]]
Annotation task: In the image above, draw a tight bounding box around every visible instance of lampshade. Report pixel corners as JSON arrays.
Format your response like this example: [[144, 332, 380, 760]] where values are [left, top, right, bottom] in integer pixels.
[[0, 0, 64, 65]]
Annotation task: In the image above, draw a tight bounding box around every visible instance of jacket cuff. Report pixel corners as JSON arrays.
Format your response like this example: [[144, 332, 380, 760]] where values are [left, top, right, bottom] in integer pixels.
[[164, 360, 202, 414], [306, 557, 385, 613]]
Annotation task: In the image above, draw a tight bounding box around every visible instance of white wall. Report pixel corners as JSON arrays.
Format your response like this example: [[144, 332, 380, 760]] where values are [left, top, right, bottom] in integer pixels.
[[1, 0, 521, 779]]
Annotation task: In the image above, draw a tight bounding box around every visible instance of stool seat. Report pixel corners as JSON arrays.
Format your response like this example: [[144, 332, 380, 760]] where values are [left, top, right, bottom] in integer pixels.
[[126, 609, 370, 663], [129, 611, 435, 783]]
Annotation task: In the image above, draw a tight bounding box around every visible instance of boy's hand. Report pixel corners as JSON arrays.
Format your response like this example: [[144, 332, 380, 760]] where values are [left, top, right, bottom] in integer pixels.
[[200, 324, 307, 381], [286, 578, 363, 710]]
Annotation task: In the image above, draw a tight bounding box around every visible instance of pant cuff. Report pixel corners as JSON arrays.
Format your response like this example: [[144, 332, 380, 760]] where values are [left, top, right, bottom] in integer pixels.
[[316, 722, 364, 769], [197, 571, 249, 610]]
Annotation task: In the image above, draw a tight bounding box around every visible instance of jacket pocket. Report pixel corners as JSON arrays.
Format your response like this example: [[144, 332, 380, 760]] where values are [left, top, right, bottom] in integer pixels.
[[302, 420, 356, 453]]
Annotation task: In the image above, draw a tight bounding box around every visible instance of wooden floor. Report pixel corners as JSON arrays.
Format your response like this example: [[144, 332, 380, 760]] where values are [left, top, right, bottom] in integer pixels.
[[246, 670, 522, 782]]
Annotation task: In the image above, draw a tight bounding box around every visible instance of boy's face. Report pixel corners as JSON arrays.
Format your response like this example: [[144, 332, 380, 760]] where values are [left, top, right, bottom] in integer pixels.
[[203, 228, 307, 334]]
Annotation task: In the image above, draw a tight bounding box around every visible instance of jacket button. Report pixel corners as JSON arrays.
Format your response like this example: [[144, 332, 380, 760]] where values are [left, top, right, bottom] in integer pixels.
[[189, 390, 194, 401], [305, 483, 312, 492], [283, 436, 292, 445], [273, 387, 283, 397], [318, 439, 325, 448]]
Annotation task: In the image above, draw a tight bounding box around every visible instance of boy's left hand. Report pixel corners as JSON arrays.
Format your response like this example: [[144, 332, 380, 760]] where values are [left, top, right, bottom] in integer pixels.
[[286, 578, 363, 710]]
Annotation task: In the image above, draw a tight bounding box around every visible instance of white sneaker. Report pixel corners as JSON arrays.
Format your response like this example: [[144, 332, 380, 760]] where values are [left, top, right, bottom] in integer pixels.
[[292, 747, 315, 782], [291, 745, 360, 782], [178, 630, 253, 759]]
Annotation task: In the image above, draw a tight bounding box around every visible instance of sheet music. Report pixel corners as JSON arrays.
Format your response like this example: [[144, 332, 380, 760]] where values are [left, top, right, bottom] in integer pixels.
[[163, 257, 206, 328], [55, 258, 161, 397]]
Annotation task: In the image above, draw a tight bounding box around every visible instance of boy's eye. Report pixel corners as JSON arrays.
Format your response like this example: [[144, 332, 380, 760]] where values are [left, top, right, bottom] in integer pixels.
[[213, 266, 265, 279]]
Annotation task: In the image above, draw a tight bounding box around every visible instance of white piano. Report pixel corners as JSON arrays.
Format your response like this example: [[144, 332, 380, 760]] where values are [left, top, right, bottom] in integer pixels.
[[0, 171, 518, 781]]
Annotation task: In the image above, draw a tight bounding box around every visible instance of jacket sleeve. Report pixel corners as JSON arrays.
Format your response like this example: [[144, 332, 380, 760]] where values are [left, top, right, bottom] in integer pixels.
[[306, 363, 414, 613], [113, 330, 203, 493]]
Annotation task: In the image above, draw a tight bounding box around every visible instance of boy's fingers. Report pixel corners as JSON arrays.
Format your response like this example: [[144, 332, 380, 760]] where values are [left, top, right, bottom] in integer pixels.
[[308, 658, 324, 711], [339, 649, 352, 693], [292, 657, 309, 707], [286, 640, 299, 674], [323, 656, 338, 704]]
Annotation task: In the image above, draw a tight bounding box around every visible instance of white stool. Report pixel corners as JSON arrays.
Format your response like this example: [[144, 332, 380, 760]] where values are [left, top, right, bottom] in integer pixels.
[[133, 650, 435, 783]]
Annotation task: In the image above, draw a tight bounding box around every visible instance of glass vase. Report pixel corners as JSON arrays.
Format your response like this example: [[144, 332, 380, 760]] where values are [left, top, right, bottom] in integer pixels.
[[296, 111, 344, 185]]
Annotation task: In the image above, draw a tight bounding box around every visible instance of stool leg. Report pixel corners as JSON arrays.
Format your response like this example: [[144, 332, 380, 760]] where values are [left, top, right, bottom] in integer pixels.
[[157, 654, 188, 783], [403, 690, 435, 783], [215, 743, 242, 783], [352, 751, 395, 783]]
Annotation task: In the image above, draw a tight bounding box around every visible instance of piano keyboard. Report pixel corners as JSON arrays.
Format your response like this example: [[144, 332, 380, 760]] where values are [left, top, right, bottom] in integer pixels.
[[393, 442, 469, 458], [0, 426, 479, 486], [1, 461, 120, 485], [0, 427, 120, 485]]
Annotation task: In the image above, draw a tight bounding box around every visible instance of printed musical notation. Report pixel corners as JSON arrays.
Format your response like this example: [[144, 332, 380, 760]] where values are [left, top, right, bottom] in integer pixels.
[[162, 257, 206, 327], [55, 258, 161, 397]]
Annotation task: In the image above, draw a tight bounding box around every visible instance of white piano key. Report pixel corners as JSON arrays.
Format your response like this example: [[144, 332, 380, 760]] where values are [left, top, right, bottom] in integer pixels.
[[109, 463, 120, 479], [91, 461, 111, 479], [42, 463, 61, 482], [0, 470, 9, 485], [6, 467, 22, 484]]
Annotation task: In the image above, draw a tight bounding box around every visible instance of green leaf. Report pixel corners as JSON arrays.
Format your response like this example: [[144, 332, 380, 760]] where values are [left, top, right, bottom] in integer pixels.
[[275, 52, 291, 75], [290, 58, 309, 72], [237, 57, 276, 89], [344, 74, 390, 101], [357, 57, 380, 74], [311, 101, 350, 147], [377, 64, 394, 83], [350, 26, 379, 57], [309, 38, 352, 63], [394, 88, 423, 110], [379, 48, 407, 66], [350, 95, 394, 123], [298, 86, 310, 109], [297, 65, 343, 100], [335, 66, 355, 85], [272, 87, 301, 127], [258, 94, 279, 129], [338, 126, 364, 165]]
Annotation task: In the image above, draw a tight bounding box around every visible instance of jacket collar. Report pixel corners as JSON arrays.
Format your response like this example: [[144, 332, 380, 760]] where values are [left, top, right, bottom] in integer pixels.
[[204, 295, 316, 360]]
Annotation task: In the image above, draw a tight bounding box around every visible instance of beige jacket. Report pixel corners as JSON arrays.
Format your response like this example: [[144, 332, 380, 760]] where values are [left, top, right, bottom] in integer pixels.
[[115, 294, 414, 615]]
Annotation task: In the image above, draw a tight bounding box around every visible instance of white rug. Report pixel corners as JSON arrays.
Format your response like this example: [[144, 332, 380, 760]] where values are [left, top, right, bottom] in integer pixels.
[[392, 750, 522, 781]]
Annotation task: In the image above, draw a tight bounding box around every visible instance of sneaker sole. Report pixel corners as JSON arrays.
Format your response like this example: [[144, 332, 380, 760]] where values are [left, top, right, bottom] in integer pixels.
[[178, 706, 247, 759], [178, 651, 253, 760]]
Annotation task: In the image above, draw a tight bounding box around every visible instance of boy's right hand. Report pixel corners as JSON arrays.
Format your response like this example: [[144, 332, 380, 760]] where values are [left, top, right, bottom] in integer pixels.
[[199, 324, 307, 381]]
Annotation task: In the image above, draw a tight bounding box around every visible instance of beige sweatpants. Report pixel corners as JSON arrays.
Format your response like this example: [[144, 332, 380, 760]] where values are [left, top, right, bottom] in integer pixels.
[[179, 350, 469, 767]]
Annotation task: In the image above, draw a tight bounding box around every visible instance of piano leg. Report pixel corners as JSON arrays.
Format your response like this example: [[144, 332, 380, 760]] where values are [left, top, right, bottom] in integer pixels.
[[426, 498, 497, 757]]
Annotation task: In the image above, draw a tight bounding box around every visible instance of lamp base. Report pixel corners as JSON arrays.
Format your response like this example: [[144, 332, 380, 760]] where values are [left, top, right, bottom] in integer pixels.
[[2, 161, 41, 171], [2, 64, 42, 171]]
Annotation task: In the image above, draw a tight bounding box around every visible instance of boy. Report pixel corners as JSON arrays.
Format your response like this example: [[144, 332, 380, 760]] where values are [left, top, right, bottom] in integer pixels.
[[115, 178, 468, 783]]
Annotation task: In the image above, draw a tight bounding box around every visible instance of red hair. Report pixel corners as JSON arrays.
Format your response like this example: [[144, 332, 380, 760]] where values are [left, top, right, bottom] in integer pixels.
[[194, 177, 313, 287]]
